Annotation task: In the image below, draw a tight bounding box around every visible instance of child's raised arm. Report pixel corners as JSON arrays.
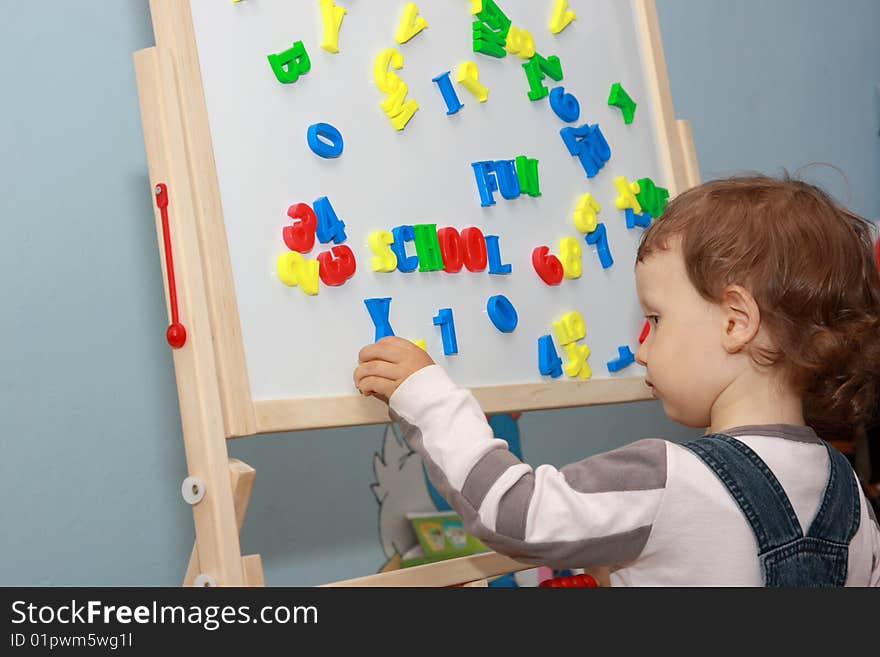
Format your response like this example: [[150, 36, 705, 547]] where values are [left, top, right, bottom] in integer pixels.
[[356, 339, 668, 571]]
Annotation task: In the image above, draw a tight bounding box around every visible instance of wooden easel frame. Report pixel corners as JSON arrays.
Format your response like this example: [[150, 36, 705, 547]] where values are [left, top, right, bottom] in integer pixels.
[[133, 0, 699, 587]]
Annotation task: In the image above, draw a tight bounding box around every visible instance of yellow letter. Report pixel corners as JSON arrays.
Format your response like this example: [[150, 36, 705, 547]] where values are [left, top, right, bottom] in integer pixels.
[[573, 193, 601, 233], [563, 342, 592, 379], [388, 99, 419, 130], [614, 176, 642, 213], [374, 48, 405, 93], [505, 26, 536, 59], [395, 3, 428, 44], [380, 83, 419, 130], [319, 0, 347, 54], [549, 0, 577, 34], [456, 61, 488, 102], [375, 49, 418, 130], [369, 231, 398, 272]]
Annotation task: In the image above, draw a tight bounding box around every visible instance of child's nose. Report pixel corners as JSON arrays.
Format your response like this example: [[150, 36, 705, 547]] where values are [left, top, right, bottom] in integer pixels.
[[635, 339, 648, 367]]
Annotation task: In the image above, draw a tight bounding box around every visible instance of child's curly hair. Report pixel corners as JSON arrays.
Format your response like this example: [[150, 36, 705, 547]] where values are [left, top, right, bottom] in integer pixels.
[[637, 174, 880, 441]]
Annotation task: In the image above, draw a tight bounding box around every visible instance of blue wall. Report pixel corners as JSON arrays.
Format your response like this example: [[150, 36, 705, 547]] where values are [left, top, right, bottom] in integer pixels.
[[1, 1, 877, 585], [660, 0, 880, 219]]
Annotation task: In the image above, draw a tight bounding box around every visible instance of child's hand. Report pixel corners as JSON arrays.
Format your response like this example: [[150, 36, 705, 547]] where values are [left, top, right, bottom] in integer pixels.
[[354, 337, 435, 404]]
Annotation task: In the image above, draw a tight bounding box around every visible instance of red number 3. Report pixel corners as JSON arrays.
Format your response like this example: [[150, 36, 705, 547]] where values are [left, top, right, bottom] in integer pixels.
[[283, 203, 317, 253]]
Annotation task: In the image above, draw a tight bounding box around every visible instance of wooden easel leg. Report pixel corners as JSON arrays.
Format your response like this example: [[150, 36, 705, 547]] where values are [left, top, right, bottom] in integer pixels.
[[184, 459, 264, 586], [676, 119, 701, 187], [242, 555, 265, 587], [134, 44, 249, 587]]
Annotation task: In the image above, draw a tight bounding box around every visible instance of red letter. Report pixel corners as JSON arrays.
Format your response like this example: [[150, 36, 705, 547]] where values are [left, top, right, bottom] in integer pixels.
[[437, 227, 463, 273], [317, 245, 356, 286], [461, 227, 488, 272]]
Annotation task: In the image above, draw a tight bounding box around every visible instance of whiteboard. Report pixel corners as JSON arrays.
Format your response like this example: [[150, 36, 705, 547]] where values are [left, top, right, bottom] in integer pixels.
[[187, 0, 685, 404]]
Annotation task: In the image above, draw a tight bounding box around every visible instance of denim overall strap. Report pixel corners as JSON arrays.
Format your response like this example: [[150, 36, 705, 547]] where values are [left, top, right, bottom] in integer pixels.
[[684, 433, 859, 586], [804, 440, 860, 543], [683, 434, 803, 552]]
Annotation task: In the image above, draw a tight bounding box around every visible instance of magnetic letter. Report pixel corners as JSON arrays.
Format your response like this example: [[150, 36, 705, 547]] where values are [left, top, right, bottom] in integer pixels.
[[368, 230, 398, 272], [456, 61, 489, 102], [364, 298, 395, 342], [486, 235, 512, 274], [431, 71, 464, 115], [319, 0, 347, 54], [396, 2, 428, 44], [268, 41, 311, 84], [413, 224, 444, 272], [391, 225, 419, 272]]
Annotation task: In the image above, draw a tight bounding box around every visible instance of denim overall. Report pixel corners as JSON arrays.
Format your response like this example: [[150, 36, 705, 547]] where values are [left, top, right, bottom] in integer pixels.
[[683, 434, 860, 587]]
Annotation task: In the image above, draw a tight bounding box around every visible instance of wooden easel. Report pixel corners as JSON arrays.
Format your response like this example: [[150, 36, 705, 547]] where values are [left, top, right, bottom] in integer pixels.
[[133, 0, 699, 587]]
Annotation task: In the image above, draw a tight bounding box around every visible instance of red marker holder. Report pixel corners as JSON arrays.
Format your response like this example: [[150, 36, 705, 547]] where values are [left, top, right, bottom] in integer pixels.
[[638, 319, 650, 345], [154, 183, 187, 349]]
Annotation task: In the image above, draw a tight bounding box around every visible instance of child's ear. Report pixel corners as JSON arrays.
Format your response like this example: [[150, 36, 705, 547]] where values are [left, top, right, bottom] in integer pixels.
[[720, 284, 760, 353]]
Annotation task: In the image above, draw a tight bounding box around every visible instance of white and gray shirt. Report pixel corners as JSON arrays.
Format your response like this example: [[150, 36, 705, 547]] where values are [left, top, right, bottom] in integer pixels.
[[389, 365, 880, 586]]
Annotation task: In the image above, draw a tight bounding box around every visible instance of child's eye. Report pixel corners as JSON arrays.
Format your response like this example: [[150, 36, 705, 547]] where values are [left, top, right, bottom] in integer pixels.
[[647, 315, 660, 326]]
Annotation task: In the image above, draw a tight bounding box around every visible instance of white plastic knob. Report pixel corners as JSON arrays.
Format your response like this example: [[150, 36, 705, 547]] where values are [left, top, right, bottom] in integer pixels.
[[193, 574, 217, 587], [181, 476, 206, 505]]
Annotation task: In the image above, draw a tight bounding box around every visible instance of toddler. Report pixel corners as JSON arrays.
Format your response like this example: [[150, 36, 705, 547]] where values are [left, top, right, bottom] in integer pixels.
[[354, 175, 880, 586]]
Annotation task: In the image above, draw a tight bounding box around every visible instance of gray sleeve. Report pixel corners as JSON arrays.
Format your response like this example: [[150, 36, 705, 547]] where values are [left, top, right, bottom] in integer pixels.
[[394, 409, 668, 570]]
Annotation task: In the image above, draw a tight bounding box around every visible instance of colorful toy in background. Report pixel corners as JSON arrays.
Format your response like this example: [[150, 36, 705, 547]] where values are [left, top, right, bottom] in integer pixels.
[[404, 511, 489, 566], [539, 572, 599, 587]]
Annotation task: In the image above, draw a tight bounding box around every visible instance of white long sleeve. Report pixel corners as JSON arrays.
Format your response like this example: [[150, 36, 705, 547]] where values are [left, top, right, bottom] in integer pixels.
[[389, 365, 880, 585], [389, 365, 666, 569]]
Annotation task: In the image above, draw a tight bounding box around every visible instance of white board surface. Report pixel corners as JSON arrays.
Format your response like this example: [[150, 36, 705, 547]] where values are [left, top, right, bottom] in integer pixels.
[[189, 0, 673, 402]]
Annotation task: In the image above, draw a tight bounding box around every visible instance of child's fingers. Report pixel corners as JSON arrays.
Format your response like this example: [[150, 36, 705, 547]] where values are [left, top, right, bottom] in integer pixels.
[[353, 361, 399, 389], [357, 337, 411, 364], [356, 375, 395, 401], [357, 342, 393, 365]]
